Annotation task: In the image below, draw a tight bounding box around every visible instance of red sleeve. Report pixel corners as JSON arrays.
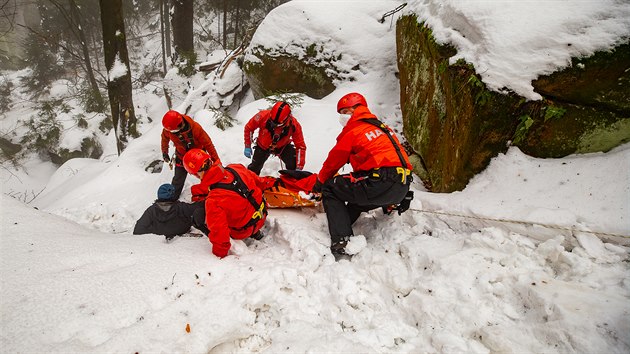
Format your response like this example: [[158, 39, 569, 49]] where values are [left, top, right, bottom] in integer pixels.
[[190, 183, 208, 202], [318, 132, 353, 183], [291, 120, 307, 169], [161, 130, 170, 154], [255, 176, 277, 191], [244, 113, 262, 147], [205, 200, 231, 258]]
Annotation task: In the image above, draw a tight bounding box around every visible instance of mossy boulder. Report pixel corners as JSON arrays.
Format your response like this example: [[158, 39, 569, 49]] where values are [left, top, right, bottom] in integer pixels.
[[396, 14, 630, 192], [397, 15, 522, 192], [243, 45, 338, 99], [532, 44, 630, 113], [519, 44, 630, 156]]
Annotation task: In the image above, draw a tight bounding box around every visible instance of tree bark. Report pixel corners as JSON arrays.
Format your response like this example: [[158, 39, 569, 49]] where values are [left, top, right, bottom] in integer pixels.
[[99, 0, 137, 154], [233, 0, 240, 48], [171, 0, 192, 57], [163, 0, 171, 59], [159, 0, 167, 75], [222, 0, 227, 48]]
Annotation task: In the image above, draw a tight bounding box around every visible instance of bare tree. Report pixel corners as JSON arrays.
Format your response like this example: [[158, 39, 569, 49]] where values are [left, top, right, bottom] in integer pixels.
[[0, 0, 17, 36], [99, 0, 137, 154], [65, 0, 103, 109]]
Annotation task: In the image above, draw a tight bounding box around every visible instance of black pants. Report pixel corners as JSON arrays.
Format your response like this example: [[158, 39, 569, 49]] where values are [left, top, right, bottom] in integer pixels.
[[192, 203, 209, 235], [322, 168, 410, 244], [248, 144, 296, 175], [171, 165, 188, 200]]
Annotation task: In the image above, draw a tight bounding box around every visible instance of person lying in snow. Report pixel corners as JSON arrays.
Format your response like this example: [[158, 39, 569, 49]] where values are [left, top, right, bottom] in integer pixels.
[[243, 101, 306, 175], [133, 183, 204, 238], [182, 149, 276, 258], [312, 92, 414, 257]]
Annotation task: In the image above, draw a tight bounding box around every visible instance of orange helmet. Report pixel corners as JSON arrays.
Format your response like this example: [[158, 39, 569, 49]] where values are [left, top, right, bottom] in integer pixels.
[[337, 93, 367, 113], [270, 101, 291, 126], [162, 110, 184, 131], [183, 149, 211, 175]]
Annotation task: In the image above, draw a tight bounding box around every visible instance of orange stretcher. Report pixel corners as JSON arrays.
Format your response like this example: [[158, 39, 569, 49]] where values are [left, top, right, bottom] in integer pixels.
[[263, 170, 320, 208]]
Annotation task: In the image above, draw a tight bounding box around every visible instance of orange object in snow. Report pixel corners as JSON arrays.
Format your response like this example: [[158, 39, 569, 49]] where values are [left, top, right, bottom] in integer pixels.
[[264, 186, 318, 208], [186, 323, 191, 333]]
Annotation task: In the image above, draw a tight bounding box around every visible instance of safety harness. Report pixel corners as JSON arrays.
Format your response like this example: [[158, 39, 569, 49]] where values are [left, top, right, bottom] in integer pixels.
[[362, 118, 412, 184], [174, 119, 194, 150], [210, 167, 267, 232], [265, 102, 293, 152]]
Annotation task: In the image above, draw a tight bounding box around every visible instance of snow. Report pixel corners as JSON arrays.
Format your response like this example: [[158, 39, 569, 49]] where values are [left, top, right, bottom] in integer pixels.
[[407, 0, 630, 100], [2, 0, 630, 353], [107, 54, 128, 82]]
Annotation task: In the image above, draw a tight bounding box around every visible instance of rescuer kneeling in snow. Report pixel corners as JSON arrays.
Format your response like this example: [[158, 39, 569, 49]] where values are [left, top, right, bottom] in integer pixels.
[[313, 93, 414, 257], [182, 149, 276, 258]]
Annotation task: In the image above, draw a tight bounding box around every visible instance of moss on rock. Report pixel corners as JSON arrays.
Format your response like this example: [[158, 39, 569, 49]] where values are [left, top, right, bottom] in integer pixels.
[[243, 45, 338, 99], [397, 15, 520, 192], [397, 14, 630, 192]]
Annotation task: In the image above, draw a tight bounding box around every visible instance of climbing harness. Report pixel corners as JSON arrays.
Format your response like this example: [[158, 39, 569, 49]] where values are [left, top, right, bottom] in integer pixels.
[[210, 167, 267, 232]]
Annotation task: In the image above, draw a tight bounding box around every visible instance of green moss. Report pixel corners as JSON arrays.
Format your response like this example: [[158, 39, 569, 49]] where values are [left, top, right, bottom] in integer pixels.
[[577, 118, 630, 153], [244, 54, 335, 99]]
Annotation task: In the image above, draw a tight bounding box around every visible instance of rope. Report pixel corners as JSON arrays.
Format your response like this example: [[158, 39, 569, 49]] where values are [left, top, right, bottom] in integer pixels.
[[409, 207, 630, 239]]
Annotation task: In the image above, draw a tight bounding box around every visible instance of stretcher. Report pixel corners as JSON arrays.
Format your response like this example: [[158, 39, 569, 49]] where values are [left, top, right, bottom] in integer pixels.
[[264, 170, 320, 208]]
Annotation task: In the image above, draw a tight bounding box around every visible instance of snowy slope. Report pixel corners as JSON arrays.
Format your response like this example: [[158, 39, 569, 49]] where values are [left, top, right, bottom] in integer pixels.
[[2, 179, 629, 352], [1, 0, 630, 352]]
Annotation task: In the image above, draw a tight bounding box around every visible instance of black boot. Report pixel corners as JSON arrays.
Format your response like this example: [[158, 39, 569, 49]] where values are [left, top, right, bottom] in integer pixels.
[[330, 238, 349, 256], [251, 230, 265, 240]]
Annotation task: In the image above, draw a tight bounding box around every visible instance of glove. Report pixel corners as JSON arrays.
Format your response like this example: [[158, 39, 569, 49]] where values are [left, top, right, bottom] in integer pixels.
[[396, 191, 414, 215], [244, 147, 252, 158], [162, 153, 170, 163], [311, 179, 323, 194]]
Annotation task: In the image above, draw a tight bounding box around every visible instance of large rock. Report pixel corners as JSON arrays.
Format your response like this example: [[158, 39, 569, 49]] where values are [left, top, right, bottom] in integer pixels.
[[397, 15, 521, 192], [521, 44, 630, 156], [243, 46, 337, 99], [396, 14, 630, 192]]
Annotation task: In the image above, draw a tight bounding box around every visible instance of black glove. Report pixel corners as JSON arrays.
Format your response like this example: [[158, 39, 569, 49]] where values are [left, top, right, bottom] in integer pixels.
[[396, 191, 414, 215], [163, 153, 170, 163], [311, 179, 323, 194]]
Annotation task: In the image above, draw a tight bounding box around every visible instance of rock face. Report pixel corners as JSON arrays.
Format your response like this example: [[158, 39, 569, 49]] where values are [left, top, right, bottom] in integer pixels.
[[396, 15, 630, 192], [243, 46, 337, 99], [524, 44, 630, 156]]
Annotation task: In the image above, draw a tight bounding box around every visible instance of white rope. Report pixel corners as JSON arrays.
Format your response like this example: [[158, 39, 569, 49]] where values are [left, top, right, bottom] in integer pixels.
[[410, 207, 630, 239]]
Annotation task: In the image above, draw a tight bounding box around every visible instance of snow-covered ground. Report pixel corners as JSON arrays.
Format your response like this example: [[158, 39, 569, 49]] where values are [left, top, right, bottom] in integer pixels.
[[1, 0, 629, 352]]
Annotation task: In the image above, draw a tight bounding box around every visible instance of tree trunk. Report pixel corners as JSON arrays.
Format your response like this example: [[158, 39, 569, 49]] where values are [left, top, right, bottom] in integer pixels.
[[99, 0, 137, 154], [222, 0, 227, 48], [233, 0, 240, 48], [163, 0, 171, 59], [159, 0, 167, 75], [68, 0, 102, 109], [171, 0, 193, 57]]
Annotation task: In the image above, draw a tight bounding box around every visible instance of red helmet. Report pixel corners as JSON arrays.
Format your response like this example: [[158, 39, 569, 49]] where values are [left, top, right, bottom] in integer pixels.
[[270, 101, 291, 125], [183, 149, 211, 175], [337, 93, 367, 113], [162, 110, 183, 131]]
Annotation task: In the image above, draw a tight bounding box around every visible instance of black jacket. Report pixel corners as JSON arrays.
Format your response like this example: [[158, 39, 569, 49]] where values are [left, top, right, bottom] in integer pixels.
[[133, 200, 203, 237]]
